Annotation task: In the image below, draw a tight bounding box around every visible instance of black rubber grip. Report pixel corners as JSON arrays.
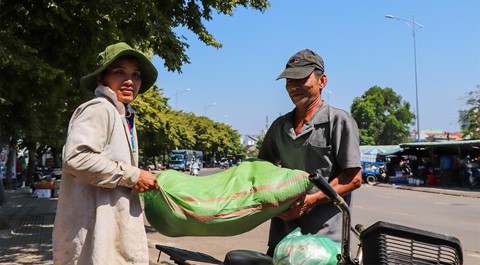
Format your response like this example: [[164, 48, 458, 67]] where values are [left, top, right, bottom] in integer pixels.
[[355, 224, 366, 233], [309, 173, 338, 201]]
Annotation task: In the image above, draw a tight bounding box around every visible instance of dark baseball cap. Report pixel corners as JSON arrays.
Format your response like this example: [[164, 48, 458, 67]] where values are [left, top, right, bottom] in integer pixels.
[[276, 49, 325, 80]]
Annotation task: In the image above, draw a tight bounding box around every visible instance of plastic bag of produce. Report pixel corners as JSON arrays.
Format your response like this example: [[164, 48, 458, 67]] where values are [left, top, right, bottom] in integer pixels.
[[143, 159, 312, 237], [273, 228, 340, 265]]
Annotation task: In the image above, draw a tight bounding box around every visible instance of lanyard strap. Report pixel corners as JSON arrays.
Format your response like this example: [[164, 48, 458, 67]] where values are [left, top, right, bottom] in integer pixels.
[[125, 115, 135, 149]]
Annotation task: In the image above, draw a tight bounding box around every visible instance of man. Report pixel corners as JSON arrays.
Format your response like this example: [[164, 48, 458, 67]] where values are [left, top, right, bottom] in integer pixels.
[[258, 49, 362, 256], [53, 42, 160, 264], [190, 159, 200, 176]]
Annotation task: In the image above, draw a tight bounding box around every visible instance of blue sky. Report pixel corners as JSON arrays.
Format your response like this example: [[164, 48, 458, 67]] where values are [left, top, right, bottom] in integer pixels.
[[152, 1, 480, 136]]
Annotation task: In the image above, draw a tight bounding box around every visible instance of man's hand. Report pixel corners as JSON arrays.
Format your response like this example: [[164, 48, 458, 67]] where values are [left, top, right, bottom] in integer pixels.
[[278, 167, 362, 221], [133, 170, 159, 193], [278, 194, 315, 221]]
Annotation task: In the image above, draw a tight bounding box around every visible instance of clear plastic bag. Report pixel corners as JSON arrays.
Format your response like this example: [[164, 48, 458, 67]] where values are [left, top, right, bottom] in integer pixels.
[[273, 228, 341, 265]]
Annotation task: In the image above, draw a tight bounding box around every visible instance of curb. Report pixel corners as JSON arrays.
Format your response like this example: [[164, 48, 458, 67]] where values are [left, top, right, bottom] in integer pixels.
[[373, 183, 480, 198]]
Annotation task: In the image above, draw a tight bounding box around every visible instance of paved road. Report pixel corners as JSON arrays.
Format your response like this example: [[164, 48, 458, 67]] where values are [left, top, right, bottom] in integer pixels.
[[147, 168, 480, 265], [1, 167, 477, 264], [353, 184, 480, 265]]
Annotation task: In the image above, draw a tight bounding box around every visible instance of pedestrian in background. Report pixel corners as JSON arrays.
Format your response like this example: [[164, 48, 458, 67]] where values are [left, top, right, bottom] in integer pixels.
[[16, 155, 27, 188], [258, 49, 362, 256], [53, 42, 160, 264]]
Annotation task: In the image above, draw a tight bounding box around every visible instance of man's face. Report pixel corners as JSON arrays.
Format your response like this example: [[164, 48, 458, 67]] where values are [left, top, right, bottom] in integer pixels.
[[285, 71, 327, 109], [98, 58, 142, 104]]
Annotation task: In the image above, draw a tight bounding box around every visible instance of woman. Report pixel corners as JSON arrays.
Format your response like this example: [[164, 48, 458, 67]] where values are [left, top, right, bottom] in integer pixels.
[[53, 42, 160, 264]]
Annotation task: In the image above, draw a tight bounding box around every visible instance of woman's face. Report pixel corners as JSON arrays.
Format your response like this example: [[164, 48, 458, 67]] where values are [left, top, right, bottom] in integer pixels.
[[98, 58, 142, 104]]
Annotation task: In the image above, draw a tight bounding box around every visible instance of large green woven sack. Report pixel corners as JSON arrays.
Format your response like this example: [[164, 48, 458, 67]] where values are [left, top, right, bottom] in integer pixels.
[[143, 159, 313, 237]]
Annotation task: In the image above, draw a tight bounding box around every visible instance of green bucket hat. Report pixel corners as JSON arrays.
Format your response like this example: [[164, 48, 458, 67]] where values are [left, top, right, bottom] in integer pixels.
[[80, 42, 158, 94], [277, 49, 325, 80]]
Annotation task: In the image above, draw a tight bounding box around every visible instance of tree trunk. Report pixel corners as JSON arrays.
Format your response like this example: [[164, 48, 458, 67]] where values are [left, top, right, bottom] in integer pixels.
[[52, 146, 62, 168], [0, 172, 5, 206], [0, 176, 8, 229], [27, 142, 36, 187]]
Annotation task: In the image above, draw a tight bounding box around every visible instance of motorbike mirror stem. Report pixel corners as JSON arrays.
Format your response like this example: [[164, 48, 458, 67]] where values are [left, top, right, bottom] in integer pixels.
[[308, 172, 356, 265]]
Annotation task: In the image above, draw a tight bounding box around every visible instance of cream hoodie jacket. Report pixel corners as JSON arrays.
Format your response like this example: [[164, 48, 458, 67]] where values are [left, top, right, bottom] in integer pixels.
[[52, 85, 147, 264]]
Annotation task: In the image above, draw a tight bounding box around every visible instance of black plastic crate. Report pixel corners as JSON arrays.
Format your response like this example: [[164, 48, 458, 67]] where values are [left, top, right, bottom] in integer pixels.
[[360, 221, 463, 265]]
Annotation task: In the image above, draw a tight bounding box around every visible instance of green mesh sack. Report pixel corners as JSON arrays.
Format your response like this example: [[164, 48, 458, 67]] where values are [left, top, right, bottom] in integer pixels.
[[143, 159, 312, 237], [273, 228, 341, 265]]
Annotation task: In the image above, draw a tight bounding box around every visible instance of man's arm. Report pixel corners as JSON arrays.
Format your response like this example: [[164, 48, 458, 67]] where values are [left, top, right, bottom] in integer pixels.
[[278, 167, 362, 221], [258, 125, 280, 164]]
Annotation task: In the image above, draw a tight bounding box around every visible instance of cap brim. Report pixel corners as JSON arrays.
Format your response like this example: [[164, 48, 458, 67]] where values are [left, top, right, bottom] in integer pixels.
[[276, 66, 316, 80], [80, 50, 158, 94]]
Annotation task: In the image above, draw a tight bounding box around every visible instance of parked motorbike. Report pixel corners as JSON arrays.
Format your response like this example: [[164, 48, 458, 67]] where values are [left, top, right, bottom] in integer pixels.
[[156, 173, 463, 265], [219, 162, 228, 170]]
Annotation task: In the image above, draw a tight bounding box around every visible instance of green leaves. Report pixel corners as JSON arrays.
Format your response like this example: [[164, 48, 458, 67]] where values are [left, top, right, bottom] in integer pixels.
[[1, 0, 268, 164], [351, 86, 415, 145], [132, 87, 245, 164], [460, 88, 480, 139]]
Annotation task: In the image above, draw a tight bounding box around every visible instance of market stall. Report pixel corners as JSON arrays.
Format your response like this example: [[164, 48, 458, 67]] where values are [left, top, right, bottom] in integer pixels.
[[380, 140, 480, 188]]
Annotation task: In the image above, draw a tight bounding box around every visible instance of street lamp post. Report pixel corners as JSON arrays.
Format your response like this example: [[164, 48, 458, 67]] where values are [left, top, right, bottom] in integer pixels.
[[385, 14, 423, 141], [203, 103, 217, 116], [173, 88, 191, 109], [324, 88, 332, 103]]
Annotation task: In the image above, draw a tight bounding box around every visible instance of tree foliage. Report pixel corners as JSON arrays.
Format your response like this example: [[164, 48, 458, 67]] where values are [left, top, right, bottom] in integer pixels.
[[132, 88, 245, 165], [350, 86, 415, 145], [460, 87, 480, 139], [0, 0, 269, 188]]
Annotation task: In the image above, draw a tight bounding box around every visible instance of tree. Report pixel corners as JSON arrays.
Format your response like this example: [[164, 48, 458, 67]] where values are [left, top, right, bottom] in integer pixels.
[[350, 86, 415, 145], [132, 88, 245, 165], [210, 122, 245, 160], [460, 87, 480, 139], [1, 0, 270, 188], [190, 115, 217, 159], [132, 86, 171, 165]]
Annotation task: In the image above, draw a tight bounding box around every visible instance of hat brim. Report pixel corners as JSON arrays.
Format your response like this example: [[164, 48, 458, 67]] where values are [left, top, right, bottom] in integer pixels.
[[276, 66, 316, 80], [80, 50, 158, 94]]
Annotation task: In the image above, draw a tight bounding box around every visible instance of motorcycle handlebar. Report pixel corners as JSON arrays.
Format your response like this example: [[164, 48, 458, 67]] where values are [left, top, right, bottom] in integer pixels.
[[308, 172, 338, 202]]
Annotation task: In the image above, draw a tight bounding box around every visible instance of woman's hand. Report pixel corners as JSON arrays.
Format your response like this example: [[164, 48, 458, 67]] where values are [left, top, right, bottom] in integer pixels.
[[133, 170, 159, 193]]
